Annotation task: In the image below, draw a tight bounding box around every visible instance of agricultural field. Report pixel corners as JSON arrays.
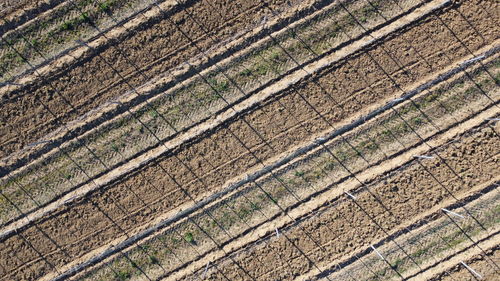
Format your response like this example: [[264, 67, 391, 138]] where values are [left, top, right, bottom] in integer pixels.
[[0, 0, 498, 280]]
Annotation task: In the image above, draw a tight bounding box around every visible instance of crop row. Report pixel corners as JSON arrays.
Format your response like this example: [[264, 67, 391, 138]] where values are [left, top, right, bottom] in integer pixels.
[[3, 2, 497, 278], [0, 0, 424, 225], [74, 57, 499, 281], [180, 119, 498, 280], [319, 189, 499, 281], [0, 0, 158, 81]]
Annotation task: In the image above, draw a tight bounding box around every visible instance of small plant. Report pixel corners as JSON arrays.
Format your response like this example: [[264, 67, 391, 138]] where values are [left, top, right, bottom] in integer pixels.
[[254, 63, 270, 75], [99, 1, 112, 12], [269, 50, 281, 61], [30, 39, 40, 47], [60, 21, 74, 31], [114, 270, 130, 281], [250, 202, 261, 211], [79, 12, 90, 22], [149, 255, 159, 265], [208, 78, 229, 92], [294, 171, 305, 177], [323, 161, 336, 171], [239, 68, 252, 77], [184, 232, 195, 244], [148, 109, 159, 118], [171, 237, 179, 244], [111, 142, 119, 152], [237, 207, 250, 218]]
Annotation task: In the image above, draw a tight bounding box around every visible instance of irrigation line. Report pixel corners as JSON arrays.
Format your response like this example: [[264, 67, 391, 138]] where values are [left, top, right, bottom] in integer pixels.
[[0, 0, 179, 84], [0, 0, 316, 224], [0, 0, 430, 217], [259, 0, 469, 275], [39, 43, 499, 281], [146, 4, 335, 278], [433, 3, 500, 87], [207, 159, 499, 281], [2, 1, 496, 278], [0, 35, 175, 281], [0, 2, 360, 278], [444, 207, 500, 273], [353, 0, 500, 232], [270, 0, 500, 276], [318, 181, 500, 281], [333, 0, 500, 267], [47, 3, 408, 278]]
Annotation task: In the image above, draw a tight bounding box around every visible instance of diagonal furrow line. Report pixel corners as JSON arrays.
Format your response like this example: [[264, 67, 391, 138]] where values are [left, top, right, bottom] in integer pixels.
[[0, 0, 455, 234], [43, 44, 499, 281]]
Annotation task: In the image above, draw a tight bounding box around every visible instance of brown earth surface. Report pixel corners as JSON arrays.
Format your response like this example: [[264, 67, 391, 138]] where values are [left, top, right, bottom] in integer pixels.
[[0, 0, 430, 225], [0, 0, 309, 158], [432, 247, 499, 281], [51, 52, 500, 281], [0, 1, 498, 280], [182, 122, 499, 281], [0, 0, 57, 18]]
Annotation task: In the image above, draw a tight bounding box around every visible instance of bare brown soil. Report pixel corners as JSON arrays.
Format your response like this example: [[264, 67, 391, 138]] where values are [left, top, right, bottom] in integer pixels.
[[0, 0, 57, 19], [0, 0, 429, 227], [0, 1, 498, 280], [182, 122, 499, 281], [76, 82, 500, 281], [0, 0, 306, 158], [430, 246, 499, 281]]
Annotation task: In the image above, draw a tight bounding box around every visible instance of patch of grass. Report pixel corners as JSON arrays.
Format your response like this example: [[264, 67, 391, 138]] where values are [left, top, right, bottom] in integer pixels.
[[294, 171, 305, 177], [208, 78, 229, 93], [184, 232, 195, 244], [114, 270, 130, 281]]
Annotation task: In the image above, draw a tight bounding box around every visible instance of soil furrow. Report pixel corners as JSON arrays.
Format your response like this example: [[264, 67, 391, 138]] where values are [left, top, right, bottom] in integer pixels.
[[312, 186, 500, 280], [0, 1, 498, 280], [0, 0, 408, 176], [428, 246, 499, 281], [0, 0, 63, 25], [0, 0, 311, 158], [0, 0, 444, 229], [182, 121, 499, 281], [66, 73, 500, 281]]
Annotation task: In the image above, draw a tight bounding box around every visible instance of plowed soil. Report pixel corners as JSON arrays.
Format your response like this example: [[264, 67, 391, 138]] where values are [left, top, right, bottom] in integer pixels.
[[0, 0, 54, 18], [183, 122, 499, 281], [0, 1, 498, 280], [432, 247, 499, 281], [0, 0, 306, 158]]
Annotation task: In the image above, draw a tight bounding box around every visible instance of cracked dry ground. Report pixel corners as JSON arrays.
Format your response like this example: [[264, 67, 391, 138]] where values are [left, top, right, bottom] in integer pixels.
[[0, 0, 499, 281]]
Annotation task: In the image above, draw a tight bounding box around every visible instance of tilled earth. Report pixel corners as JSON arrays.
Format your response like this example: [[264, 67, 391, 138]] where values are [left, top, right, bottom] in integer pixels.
[[0, 0, 499, 281], [183, 122, 499, 281], [431, 247, 500, 281], [0, 0, 309, 157]]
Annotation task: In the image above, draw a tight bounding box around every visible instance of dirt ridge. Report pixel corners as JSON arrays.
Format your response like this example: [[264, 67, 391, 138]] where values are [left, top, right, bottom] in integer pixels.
[[63, 103, 500, 281], [180, 121, 499, 280], [0, 0, 331, 169], [0, 0, 453, 232]]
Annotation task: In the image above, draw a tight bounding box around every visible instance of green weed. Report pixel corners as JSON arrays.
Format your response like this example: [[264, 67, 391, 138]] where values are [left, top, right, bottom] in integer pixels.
[[114, 271, 130, 281], [184, 232, 195, 244]]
